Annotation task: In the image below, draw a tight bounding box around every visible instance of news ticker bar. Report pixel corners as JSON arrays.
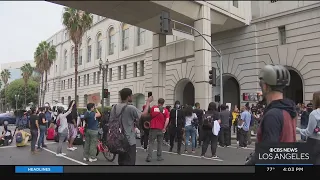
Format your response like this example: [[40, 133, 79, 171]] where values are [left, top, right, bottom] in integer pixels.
[[13, 166, 254, 173]]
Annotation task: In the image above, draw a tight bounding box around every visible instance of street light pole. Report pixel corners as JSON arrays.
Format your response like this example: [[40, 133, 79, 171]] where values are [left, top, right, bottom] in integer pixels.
[[99, 59, 109, 114]]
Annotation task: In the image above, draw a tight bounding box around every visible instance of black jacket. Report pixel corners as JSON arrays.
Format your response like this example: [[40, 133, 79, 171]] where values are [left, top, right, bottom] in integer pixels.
[[169, 108, 185, 128]]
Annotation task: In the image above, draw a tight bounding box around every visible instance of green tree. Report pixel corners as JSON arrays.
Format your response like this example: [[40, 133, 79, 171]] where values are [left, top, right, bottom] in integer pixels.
[[0, 80, 2, 89], [34, 41, 57, 106], [62, 7, 93, 101], [5, 79, 38, 109], [1, 69, 11, 110], [21, 63, 34, 107]]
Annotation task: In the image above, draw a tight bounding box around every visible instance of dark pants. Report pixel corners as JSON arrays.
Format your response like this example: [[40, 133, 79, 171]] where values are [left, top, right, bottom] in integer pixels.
[[38, 125, 46, 148], [236, 127, 240, 141], [197, 126, 203, 147], [239, 128, 248, 147], [31, 130, 38, 152], [201, 129, 218, 156], [219, 127, 231, 146], [163, 129, 169, 142], [147, 129, 163, 159], [301, 125, 307, 141], [118, 144, 136, 165], [169, 126, 183, 152], [140, 129, 149, 149], [306, 138, 320, 165]]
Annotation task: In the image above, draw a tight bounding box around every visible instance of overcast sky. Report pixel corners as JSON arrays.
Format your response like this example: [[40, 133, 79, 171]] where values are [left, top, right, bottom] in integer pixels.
[[0, 1, 64, 64]]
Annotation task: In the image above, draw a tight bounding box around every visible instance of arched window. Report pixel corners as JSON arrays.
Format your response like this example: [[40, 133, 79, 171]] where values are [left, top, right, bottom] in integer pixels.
[[68, 96, 71, 104], [87, 38, 92, 62], [61, 97, 64, 104], [121, 23, 129, 51], [84, 94, 88, 105], [137, 27, 146, 46], [64, 50, 67, 70], [108, 27, 115, 55], [79, 43, 83, 65], [76, 95, 79, 106], [71, 47, 75, 67], [96, 33, 102, 59]]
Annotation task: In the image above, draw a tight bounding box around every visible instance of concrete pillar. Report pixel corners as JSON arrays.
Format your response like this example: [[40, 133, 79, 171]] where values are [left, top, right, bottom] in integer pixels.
[[151, 33, 166, 105], [194, 5, 212, 108]]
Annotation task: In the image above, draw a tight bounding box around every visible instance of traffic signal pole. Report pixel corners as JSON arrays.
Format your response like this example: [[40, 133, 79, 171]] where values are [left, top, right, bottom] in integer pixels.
[[166, 18, 224, 104]]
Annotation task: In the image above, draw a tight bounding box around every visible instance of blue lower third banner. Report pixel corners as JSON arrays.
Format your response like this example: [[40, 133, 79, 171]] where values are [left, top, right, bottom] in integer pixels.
[[15, 166, 63, 173], [255, 143, 313, 165]]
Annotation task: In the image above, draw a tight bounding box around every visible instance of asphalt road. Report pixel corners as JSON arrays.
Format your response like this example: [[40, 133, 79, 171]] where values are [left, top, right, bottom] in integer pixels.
[[0, 125, 254, 165]]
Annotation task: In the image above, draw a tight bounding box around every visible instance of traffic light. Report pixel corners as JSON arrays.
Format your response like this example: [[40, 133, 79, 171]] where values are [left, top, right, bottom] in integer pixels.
[[160, 11, 170, 34], [103, 89, 110, 98], [209, 67, 216, 86]]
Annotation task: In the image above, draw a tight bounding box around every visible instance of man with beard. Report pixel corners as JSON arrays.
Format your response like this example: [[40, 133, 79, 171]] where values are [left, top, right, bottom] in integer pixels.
[[169, 101, 185, 155]]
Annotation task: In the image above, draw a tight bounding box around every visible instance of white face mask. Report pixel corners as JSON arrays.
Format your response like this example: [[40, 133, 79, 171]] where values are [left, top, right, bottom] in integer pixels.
[[176, 104, 180, 109]]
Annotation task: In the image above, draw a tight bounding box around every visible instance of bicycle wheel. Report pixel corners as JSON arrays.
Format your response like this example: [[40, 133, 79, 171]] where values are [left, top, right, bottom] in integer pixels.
[[101, 144, 116, 162]]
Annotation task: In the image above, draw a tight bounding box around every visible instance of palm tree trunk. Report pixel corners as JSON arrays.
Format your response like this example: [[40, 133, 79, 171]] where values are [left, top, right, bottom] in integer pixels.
[[40, 74, 44, 106], [24, 82, 27, 108], [74, 43, 79, 105], [42, 71, 48, 106], [4, 85, 6, 111]]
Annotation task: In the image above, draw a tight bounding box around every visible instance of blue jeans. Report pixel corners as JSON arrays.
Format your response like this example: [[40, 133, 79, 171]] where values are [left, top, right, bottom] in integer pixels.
[[301, 125, 307, 141], [185, 125, 196, 150], [38, 125, 46, 147]]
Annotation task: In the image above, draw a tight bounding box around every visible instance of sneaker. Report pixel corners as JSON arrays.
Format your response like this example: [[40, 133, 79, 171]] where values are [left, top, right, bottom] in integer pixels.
[[83, 158, 88, 161], [144, 149, 147, 152], [42, 145, 48, 148], [177, 151, 181, 155], [72, 147, 77, 150], [89, 158, 97, 162], [191, 150, 195, 153], [200, 155, 205, 158], [61, 153, 66, 156], [211, 155, 219, 159], [67, 147, 75, 151], [184, 150, 188, 154], [237, 141, 239, 145], [56, 153, 63, 157]]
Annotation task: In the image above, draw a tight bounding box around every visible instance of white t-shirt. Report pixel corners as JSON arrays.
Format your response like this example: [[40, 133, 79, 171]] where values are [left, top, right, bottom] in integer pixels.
[[185, 113, 197, 127]]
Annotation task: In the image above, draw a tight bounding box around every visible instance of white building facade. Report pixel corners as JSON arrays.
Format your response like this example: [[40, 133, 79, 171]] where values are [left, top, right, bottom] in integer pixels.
[[44, 1, 320, 110]]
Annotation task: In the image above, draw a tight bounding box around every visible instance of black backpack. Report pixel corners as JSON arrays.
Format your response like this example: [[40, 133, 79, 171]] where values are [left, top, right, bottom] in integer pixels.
[[202, 112, 215, 129]]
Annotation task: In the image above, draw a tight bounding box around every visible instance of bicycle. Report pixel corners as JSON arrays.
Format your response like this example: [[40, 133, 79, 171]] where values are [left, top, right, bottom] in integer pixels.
[[83, 128, 116, 162]]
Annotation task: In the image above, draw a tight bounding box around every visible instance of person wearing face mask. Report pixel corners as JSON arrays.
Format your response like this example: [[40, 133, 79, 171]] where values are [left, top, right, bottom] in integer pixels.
[[169, 101, 185, 155]]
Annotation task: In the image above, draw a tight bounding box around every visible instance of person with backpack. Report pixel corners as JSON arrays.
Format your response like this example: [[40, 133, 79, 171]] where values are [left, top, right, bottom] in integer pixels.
[[15, 126, 31, 147], [56, 101, 74, 157], [83, 103, 101, 162], [107, 88, 152, 165], [45, 107, 53, 128], [183, 105, 198, 153], [146, 98, 169, 162], [245, 64, 297, 165], [201, 102, 220, 158], [169, 101, 184, 154]]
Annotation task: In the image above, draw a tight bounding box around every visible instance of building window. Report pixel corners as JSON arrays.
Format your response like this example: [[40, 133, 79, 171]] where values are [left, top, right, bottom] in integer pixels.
[[97, 71, 101, 84], [233, 0, 238, 8], [61, 81, 63, 90], [93, 72, 96, 84], [137, 28, 146, 46], [97, 33, 102, 59], [53, 82, 56, 91], [84, 94, 88, 106], [87, 74, 89, 85], [61, 97, 64, 104], [64, 50, 67, 70], [70, 78, 72, 89], [118, 66, 121, 80], [55, 65, 57, 72], [64, 80, 66, 90], [133, 62, 137, 77], [279, 26, 286, 45], [121, 24, 129, 51], [79, 44, 83, 65], [83, 75, 86, 86], [47, 83, 49, 92], [71, 47, 75, 67], [123, 65, 127, 79], [78, 76, 80, 87], [140, 61, 144, 76], [108, 28, 115, 55], [109, 68, 112, 81], [87, 39, 92, 62], [68, 79, 70, 89]]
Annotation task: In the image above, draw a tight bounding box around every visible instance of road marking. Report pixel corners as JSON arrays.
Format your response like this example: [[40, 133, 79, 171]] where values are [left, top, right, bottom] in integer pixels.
[[136, 147, 223, 162], [224, 146, 254, 150], [42, 147, 88, 166], [0, 141, 57, 149]]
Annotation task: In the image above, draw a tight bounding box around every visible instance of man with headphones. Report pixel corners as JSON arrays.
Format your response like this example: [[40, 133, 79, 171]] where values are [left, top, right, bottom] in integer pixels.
[[246, 64, 297, 164]]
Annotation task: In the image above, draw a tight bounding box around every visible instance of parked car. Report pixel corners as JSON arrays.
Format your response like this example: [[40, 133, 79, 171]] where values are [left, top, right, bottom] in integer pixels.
[[0, 113, 16, 126]]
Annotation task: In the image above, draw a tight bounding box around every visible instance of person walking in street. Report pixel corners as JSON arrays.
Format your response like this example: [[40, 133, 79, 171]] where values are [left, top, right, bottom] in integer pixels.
[[297, 91, 320, 164], [201, 102, 220, 158], [29, 107, 39, 154], [238, 106, 251, 148], [56, 102, 74, 157], [218, 104, 231, 147], [184, 105, 197, 153], [146, 98, 169, 162], [193, 102, 204, 148], [108, 88, 152, 165], [37, 107, 48, 150], [139, 105, 151, 151], [67, 100, 78, 151], [169, 100, 184, 154]]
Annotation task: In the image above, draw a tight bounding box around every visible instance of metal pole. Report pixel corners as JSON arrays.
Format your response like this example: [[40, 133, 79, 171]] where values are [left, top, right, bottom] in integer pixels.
[[219, 55, 223, 105], [105, 67, 108, 107], [101, 69, 105, 113]]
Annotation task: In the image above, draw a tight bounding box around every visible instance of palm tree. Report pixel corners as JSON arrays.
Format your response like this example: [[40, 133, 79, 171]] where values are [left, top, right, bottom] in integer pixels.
[[1, 69, 11, 111], [34, 41, 57, 106], [62, 7, 93, 100], [21, 63, 34, 107]]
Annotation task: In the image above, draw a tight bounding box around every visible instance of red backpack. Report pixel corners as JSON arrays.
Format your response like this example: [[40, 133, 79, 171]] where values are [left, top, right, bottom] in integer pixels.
[[46, 128, 55, 140]]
